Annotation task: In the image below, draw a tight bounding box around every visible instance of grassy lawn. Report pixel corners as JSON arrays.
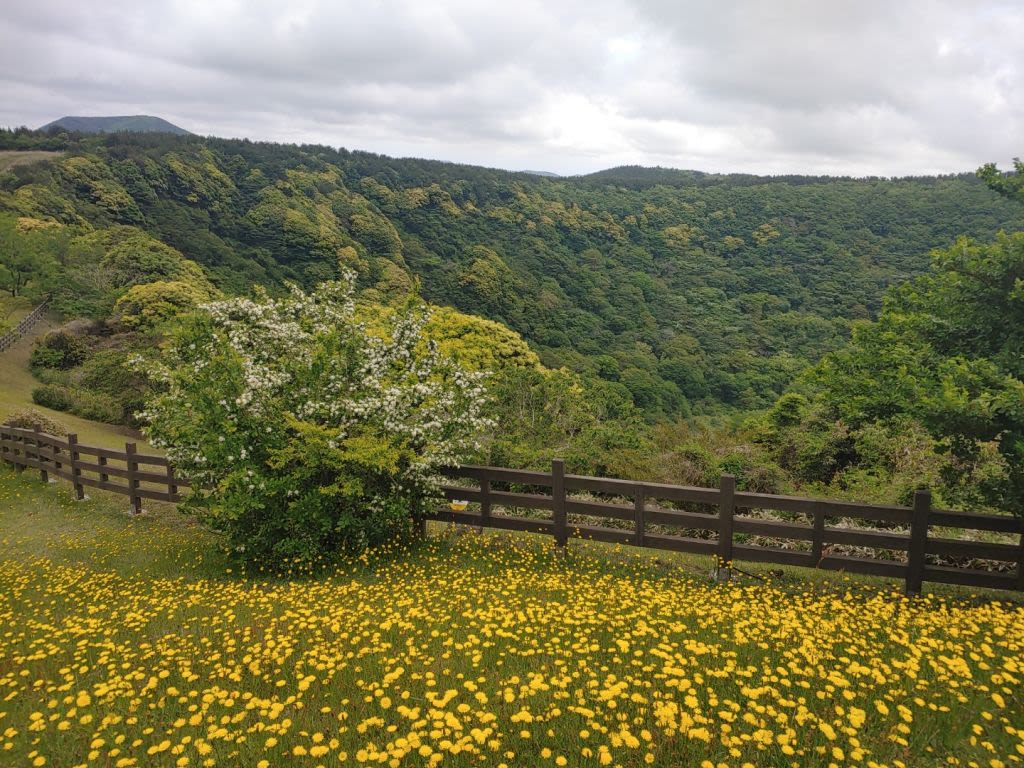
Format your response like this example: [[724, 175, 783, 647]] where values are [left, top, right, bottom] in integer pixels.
[[0, 308, 153, 450], [1, 465, 1022, 768]]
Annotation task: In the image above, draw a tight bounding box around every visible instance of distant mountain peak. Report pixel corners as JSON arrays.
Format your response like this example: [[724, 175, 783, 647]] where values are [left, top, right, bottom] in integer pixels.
[[38, 115, 191, 135]]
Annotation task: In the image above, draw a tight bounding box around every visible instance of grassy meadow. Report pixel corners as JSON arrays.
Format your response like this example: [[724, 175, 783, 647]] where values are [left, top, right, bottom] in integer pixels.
[[0, 466, 1022, 768], [0, 300, 151, 449]]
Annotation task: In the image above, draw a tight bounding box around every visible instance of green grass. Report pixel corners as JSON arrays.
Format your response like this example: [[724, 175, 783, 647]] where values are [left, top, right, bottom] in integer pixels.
[[0, 310, 154, 450], [1, 465, 1022, 768]]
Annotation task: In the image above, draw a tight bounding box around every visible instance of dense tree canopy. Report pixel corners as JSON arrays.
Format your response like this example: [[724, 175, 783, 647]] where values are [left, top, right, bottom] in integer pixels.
[[4, 128, 1023, 417], [758, 232, 1024, 513]]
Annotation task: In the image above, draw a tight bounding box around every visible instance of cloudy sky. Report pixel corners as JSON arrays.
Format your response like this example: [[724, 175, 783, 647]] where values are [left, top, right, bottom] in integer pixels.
[[1, 0, 1021, 176]]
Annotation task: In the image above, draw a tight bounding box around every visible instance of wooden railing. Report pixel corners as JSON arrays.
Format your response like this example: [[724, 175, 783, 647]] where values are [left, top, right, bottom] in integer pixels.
[[0, 425, 186, 514], [0, 296, 50, 353], [432, 460, 1024, 595], [3, 426, 1022, 594]]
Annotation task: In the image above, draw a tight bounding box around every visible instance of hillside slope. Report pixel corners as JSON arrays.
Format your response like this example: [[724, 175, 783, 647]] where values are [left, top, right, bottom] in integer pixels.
[[2, 128, 1022, 416]]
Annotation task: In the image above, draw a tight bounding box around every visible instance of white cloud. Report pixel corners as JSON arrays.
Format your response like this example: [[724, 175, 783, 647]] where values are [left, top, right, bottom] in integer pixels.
[[0, 0, 1020, 175]]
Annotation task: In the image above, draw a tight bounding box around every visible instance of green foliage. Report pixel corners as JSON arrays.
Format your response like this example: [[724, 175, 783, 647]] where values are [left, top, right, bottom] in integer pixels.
[[484, 366, 643, 475], [31, 384, 74, 411], [140, 277, 491, 569], [4, 129, 1022, 417], [977, 158, 1024, 204], [31, 383, 123, 423], [57, 155, 143, 223], [30, 330, 89, 370], [84, 225, 215, 292], [422, 306, 541, 373], [0, 214, 61, 298], [113, 280, 208, 330], [73, 348, 157, 426], [765, 232, 1024, 513]]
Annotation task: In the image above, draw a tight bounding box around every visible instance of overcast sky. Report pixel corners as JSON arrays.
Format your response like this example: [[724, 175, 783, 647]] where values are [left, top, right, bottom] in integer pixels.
[[1, 0, 1021, 176]]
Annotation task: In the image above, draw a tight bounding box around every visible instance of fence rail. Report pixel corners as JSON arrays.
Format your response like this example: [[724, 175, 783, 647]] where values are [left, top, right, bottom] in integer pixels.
[[1, 425, 186, 513], [3, 426, 1022, 594], [0, 296, 51, 353], [432, 460, 1024, 595]]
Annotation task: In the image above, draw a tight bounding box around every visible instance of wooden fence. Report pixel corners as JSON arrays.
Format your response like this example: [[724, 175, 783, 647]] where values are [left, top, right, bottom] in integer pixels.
[[432, 460, 1024, 595], [0, 425, 187, 514], [0, 296, 51, 353], [3, 425, 1022, 595]]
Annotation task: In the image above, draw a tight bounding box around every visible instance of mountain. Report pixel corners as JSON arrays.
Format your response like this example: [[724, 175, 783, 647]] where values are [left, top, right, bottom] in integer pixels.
[[2, 128, 1023, 418], [38, 115, 191, 135], [520, 170, 561, 178]]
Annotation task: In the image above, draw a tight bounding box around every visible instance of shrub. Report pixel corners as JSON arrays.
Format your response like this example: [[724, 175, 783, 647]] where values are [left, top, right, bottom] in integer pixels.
[[30, 330, 89, 370], [32, 384, 74, 412], [31, 383, 123, 425], [139, 275, 492, 569], [2, 407, 69, 436], [77, 349, 153, 426], [71, 391, 123, 424]]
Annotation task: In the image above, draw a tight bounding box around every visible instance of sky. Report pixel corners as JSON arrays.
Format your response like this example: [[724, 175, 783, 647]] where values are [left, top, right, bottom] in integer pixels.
[[1, 0, 1021, 177]]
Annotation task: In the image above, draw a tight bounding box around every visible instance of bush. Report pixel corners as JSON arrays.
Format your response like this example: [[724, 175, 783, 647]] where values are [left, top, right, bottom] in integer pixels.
[[140, 275, 492, 569], [30, 330, 89, 370], [31, 383, 123, 424], [2, 407, 69, 436], [32, 384, 74, 411], [71, 391, 123, 424]]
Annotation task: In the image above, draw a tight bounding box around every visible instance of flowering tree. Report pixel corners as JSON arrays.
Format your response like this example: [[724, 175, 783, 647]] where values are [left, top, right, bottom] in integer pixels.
[[139, 274, 491, 567]]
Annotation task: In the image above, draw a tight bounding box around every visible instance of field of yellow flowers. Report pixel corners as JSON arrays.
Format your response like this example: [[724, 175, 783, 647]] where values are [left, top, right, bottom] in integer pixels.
[[1, 467, 1022, 768]]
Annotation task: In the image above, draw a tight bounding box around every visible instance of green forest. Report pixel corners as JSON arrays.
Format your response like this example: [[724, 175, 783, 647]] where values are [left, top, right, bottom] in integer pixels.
[[2, 127, 1022, 515]]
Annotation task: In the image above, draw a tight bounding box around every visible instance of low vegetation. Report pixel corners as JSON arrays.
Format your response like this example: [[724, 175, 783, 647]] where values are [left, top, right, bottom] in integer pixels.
[[1, 469, 1022, 768]]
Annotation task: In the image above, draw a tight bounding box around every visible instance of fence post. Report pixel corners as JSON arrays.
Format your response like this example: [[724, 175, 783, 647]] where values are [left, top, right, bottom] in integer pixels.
[[811, 500, 825, 566], [98, 455, 109, 483], [67, 433, 85, 500], [125, 442, 142, 515], [34, 426, 48, 484], [166, 464, 178, 499], [905, 489, 931, 596], [634, 487, 646, 547], [716, 474, 736, 581], [552, 459, 567, 548], [479, 477, 491, 533], [52, 435, 62, 475]]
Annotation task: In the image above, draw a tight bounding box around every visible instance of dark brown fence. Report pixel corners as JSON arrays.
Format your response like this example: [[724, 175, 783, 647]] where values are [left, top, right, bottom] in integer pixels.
[[3, 425, 1022, 595], [433, 460, 1024, 595], [0, 425, 187, 514]]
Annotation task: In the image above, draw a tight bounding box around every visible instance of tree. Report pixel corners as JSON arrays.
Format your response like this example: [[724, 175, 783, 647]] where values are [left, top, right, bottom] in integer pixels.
[[139, 273, 492, 568], [0, 214, 58, 297], [803, 232, 1024, 513], [977, 158, 1024, 204], [113, 280, 211, 330]]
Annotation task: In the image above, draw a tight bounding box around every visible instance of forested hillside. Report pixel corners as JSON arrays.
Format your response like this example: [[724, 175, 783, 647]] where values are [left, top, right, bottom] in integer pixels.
[[4, 128, 1022, 419]]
